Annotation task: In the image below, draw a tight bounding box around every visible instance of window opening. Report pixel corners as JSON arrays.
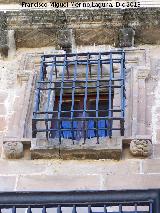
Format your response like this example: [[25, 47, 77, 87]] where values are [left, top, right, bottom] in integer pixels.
[[32, 51, 126, 143]]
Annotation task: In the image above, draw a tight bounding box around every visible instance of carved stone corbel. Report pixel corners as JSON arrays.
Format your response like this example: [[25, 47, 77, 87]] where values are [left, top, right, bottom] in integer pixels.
[[130, 139, 152, 157], [3, 140, 23, 159]]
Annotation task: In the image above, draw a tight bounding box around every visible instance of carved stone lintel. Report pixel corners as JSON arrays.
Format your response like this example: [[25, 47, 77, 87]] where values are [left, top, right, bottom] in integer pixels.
[[3, 141, 23, 159], [130, 139, 152, 157]]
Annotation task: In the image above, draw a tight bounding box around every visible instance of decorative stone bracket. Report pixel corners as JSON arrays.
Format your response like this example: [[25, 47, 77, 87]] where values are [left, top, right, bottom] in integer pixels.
[[130, 139, 152, 157], [3, 140, 23, 159], [2, 138, 31, 159]]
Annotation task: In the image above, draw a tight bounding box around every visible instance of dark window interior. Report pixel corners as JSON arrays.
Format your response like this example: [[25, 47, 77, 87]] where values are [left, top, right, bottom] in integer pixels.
[[50, 95, 110, 140]]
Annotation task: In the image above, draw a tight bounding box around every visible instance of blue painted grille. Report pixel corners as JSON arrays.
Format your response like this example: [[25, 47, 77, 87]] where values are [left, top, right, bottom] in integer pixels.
[[32, 51, 126, 142]]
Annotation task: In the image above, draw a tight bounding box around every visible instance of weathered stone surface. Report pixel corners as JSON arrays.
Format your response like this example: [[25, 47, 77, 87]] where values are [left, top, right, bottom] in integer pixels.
[[0, 176, 16, 191], [0, 117, 7, 131], [3, 141, 23, 159], [0, 15, 8, 58], [31, 138, 60, 159], [0, 137, 3, 157], [130, 139, 152, 157], [50, 159, 140, 175], [143, 159, 160, 174], [30, 137, 122, 160], [0, 160, 48, 175], [57, 29, 72, 52], [0, 8, 159, 48], [0, 104, 7, 115], [60, 137, 122, 160], [16, 175, 100, 190], [153, 144, 160, 159], [103, 174, 160, 190], [15, 29, 57, 48], [75, 28, 118, 46], [119, 27, 135, 47], [31, 148, 60, 159], [0, 91, 8, 103]]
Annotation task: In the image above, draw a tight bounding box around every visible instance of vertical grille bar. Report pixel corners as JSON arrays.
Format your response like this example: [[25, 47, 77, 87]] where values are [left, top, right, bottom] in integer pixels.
[[109, 52, 113, 137], [96, 53, 101, 143], [83, 53, 89, 142], [57, 205, 62, 213], [27, 206, 32, 213], [150, 201, 153, 213], [12, 206, 16, 213], [88, 205, 92, 213], [134, 203, 138, 213], [52, 56, 57, 128], [72, 205, 77, 213], [120, 51, 125, 136], [119, 204, 122, 213], [58, 54, 67, 143], [45, 59, 55, 139], [71, 55, 78, 143], [42, 206, 46, 213], [104, 205, 107, 213]]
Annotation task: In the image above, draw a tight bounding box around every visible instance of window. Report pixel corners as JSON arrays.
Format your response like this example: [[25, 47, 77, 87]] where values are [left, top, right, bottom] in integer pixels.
[[50, 95, 111, 140], [32, 51, 126, 143]]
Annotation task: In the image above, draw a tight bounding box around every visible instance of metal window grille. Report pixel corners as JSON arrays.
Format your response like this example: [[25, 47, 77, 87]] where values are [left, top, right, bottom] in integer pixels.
[[0, 190, 158, 213], [32, 51, 126, 142]]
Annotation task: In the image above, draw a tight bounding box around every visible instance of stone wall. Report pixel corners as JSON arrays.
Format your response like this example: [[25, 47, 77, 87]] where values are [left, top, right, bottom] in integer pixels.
[[0, 45, 159, 141], [0, 0, 160, 193], [2, 156, 160, 191], [0, 8, 160, 49]]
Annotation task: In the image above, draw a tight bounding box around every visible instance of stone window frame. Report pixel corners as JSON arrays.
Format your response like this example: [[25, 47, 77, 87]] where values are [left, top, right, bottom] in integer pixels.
[[32, 51, 126, 143]]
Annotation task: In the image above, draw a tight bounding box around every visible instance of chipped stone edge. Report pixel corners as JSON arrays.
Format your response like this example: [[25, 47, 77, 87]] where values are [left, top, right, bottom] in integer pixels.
[[30, 137, 122, 160]]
